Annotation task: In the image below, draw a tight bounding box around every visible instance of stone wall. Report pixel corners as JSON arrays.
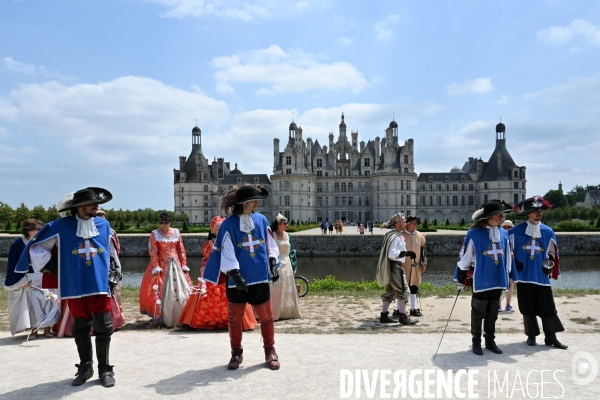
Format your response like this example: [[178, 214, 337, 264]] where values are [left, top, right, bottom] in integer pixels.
[[2, 233, 600, 257]]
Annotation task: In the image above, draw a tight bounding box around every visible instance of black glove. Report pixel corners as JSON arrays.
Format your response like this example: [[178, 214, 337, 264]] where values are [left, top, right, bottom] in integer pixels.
[[548, 255, 554, 262], [406, 251, 417, 259], [269, 257, 279, 282], [458, 269, 467, 284], [398, 251, 407, 258], [40, 256, 58, 274], [226, 269, 248, 292], [516, 259, 524, 272]]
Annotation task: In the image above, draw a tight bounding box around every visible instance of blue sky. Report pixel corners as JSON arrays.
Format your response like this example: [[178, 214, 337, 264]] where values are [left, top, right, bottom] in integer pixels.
[[1, 0, 599, 210]]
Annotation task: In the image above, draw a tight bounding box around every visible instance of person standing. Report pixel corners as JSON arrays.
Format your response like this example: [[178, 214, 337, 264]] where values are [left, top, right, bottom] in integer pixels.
[[454, 200, 513, 356], [509, 196, 567, 349], [376, 213, 418, 326], [270, 213, 301, 320], [15, 187, 118, 387], [203, 185, 281, 370], [399, 216, 427, 318], [499, 219, 515, 312], [139, 212, 192, 327]]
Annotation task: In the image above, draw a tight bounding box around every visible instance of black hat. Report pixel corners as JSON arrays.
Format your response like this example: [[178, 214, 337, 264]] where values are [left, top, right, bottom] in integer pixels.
[[233, 185, 269, 205], [406, 216, 421, 224], [58, 187, 112, 212], [513, 195, 552, 216], [472, 200, 512, 221]]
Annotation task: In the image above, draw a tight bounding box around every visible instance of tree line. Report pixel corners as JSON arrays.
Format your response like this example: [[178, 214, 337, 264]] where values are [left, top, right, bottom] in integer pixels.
[[0, 202, 188, 231]]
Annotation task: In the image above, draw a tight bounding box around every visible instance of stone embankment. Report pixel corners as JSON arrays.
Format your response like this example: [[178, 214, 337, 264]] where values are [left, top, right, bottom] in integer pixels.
[[2, 232, 600, 257]]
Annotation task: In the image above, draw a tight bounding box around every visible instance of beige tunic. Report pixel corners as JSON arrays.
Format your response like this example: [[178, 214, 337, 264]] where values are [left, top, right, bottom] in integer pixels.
[[401, 230, 427, 286]]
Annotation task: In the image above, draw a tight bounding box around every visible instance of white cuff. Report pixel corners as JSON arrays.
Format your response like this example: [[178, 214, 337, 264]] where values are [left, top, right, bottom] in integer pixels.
[[152, 267, 162, 275], [182, 266, 190, 272]]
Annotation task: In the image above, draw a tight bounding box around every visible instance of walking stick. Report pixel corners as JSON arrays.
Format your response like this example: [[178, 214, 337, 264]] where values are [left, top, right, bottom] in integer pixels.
[[433, 287, 462, 360]]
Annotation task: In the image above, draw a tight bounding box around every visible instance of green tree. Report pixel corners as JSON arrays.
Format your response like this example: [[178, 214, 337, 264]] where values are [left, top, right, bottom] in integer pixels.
[[460, 218, 465, 226], [14, 202, 31, 224], [579, 207, 590, 221], [0, 202, 14, 224], [543, 190, 568, 208], [597, 218, 600, 229], [423, 219, 429, 229], [5, 220, 12, 231], [118, 219, 125, 231], [445, 218, 450, 226], [45, 205, 60, 222], [433, 219, 438, 226], [590, 206, 599, 221], [182, 220, 189, 232], [31, 205, 46, 221]]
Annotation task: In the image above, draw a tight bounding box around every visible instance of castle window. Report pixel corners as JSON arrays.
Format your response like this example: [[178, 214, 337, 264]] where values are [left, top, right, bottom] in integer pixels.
[[436, 196, 441, 206], [522, 182, 526, 189], [401, 180, 404, 190], [317, 171, 322, 176], [429, 196, 433, 206], [181, 196, 184, 200], [453, 184, 458, 191], [404, 155, 409, 164], [348, 182, 353, 192], [468, 195, 474, 205], [469, 184, 474, 191], [462, 195, 465, 206], [348, 197, 353, 206], [428, 176, 433, 182], [284, 196, 290, 206], [317, 197, 322, 206], [428, 184, 432, 191], [345, 167, 349, 176], [317, 183, 323, 192], [445, 184, 450, 191], [404, 168, 408, 173], [420, 184, 425, 191], [284, 181, 291, 191], [461, 176, 465, 182], [364, 158, 370, 167], [341, 197, 346, 206], [317, 159, 323, 168], [514, 182, 519, 189], [453, 195, 458, 206], [254, 177, 259, 184], [484, 194, 488, 202], [237, 177, 242, 184], [406, 195, 411, 206], [407, 180, 411, 190], [444, 176, 449, 182], [334, 182, 340, 192], [204, 185, 208, 191], [436, 184, 441, 191], [203, 173, 207, 180], [181, 188, 183, 192], [365, 171, 370, 176], [286, 169, 291, 174], [365, 196, 370, 206], [514, 171, 518, 178], [341, 182, 347, 192], [286, 156, 292, 166], [514, 193, 519, 203], [335, 197, 340, 206], [420, 196, 425, 206], [284, 211, 290, 220], [337, 168, 341, 176], [484, 183, 488, 190], [444, 196, 449, 205]]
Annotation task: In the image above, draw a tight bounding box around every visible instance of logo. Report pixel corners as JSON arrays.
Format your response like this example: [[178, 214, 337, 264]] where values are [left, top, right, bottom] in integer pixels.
[[572, 351, 598, 386]]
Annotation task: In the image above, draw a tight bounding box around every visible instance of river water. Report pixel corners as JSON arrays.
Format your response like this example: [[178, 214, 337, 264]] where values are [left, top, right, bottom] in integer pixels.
[[1, 256, 599, 290]]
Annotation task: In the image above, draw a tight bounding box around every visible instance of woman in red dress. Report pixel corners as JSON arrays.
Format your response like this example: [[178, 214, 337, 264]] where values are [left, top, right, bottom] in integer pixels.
[[139, 212, 192, 325], [179, 216, 256, 330]]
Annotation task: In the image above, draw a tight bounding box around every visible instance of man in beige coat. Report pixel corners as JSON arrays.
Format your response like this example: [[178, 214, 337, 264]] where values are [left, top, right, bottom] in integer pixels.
[[399, 216, 427, 318]]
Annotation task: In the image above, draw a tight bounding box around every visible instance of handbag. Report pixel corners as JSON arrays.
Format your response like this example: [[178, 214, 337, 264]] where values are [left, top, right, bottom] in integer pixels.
[[288, 234, 298, 274]]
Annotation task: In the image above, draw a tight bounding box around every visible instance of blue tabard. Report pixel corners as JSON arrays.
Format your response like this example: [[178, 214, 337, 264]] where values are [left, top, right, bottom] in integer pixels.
[[509, 222, 559, 286], [5, 237, 32, 287], [203, 213, 271, 288], [15, 216, 111, 299], [453, 227, 512, 293]]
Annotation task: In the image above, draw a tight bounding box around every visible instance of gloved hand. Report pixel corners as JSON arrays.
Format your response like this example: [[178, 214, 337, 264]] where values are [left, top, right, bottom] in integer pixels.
[[458, 269, 467, 284], [41, 256, 58, 274], [516, 259, 524, 272], [398, 251, 407, 258], [454, 281, 466, 290], [226, 269, 248, 292], [269, 258, 279, 282], [406, 251, 417, 259]]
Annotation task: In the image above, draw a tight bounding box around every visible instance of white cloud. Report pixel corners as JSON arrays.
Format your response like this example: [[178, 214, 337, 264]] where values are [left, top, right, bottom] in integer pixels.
[[374, 15, 400, 40], [537, 19, 600, 47], [338, 37, 353, 45], [445, 78, 493, 96], [524, 72, 600, 115], [211, 45, 368, 95], [3, 56, 74, 80]]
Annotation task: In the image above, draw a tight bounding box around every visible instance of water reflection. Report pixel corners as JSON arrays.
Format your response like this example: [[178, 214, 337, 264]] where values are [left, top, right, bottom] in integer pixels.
[[1, 256, 599, 289]]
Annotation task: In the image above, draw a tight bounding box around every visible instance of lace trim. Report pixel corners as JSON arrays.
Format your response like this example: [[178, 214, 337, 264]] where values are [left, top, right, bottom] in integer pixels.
[[525, 221, 542, 239], [488, 226, 500, 243], [153, 229, 180, 242], [239, 213, 255, 233], [75, 214, 99, 239]]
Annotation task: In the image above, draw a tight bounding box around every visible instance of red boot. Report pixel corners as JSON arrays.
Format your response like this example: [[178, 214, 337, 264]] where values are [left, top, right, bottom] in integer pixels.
[[227, 302, 247, 370], [253, 300, 280, 370]]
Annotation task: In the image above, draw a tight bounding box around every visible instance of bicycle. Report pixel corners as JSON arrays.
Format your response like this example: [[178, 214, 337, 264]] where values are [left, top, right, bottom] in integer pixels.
[[294, 275, 310, 298]]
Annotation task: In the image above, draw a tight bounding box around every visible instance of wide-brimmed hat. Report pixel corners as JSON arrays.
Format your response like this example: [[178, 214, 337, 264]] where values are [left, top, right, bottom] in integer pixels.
[[382, 212, 405, 228], [406, 216, 421, 224], [514, 195, 552, 216], [472, 200, 512, 221], [233, 185, 269, 204], [58, 187, 112, 212], [501, 220, 514, 228]]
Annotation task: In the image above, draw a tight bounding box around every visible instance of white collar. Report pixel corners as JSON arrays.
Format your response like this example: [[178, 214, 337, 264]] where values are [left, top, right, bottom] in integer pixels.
[[403, 229, 417, 235], [239, 213, 255, 233], [487, 226, 501, 243], [75, 214, 99, 239], [525, 220, 542, 239]]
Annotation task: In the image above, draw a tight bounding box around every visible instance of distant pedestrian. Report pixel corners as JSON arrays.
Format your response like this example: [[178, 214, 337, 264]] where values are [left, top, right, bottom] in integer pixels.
[[320, 221, 327, 235], [328, 222, 334, 235], [359, 224, 365, 235], [368, 221, 374, 234]]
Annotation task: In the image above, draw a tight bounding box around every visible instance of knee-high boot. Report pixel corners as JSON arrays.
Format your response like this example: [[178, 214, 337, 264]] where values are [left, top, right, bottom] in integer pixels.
[[483, 301, 502, 354], [523, 314, 540, 346], [253, 300, 280, 370], [71, 318, 94, 385], [471, 298, 487, 356], [227, 302, 247, 370], [93, 311, 115, 387]]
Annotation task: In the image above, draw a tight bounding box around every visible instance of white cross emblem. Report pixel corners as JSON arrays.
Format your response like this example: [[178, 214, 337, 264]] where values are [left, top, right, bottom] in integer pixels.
[[484, 243, 503, 265], [526, 239, 540, 257], [72, 240, 101, 266], [239, 232, 264, 258]]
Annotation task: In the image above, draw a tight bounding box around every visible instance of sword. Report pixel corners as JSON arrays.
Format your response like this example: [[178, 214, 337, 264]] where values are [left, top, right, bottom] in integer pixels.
[[433, 288, 461, 360]]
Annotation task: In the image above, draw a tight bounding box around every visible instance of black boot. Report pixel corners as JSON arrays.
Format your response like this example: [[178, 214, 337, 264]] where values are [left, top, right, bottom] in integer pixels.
[[484, 298, 502, 354], [544, 334, 568, 349], [380, 312, 395, 323], [93, 312, 115, 387], [398, 314, 418, 325], [523, 314, 540, 346], [471, 297, 487, 356], [526, 336, 537, 346], [71, 318, 94, 386]]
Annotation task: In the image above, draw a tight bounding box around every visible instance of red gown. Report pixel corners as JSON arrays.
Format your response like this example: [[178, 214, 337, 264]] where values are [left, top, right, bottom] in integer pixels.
[[178, 239, 256, 330], [139, 229, 193, 322]]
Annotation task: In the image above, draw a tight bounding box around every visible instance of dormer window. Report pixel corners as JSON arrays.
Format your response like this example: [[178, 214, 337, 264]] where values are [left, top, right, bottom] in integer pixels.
[[428, 176, 433, 182]]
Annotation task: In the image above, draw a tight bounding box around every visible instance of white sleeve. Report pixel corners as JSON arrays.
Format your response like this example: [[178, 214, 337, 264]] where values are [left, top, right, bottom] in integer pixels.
[[220, 231, 240, 273], [29, 236, 58, 272], [266, 228, 280, 261], [388, 235, 406, 263], [456, 239, 475, 270], [109, 237, 121, 268]]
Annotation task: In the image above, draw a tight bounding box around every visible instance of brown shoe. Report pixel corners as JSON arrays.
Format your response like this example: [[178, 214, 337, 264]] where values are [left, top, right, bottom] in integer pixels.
[[265, 347, 280, 370], [227, 349, 243, 370]]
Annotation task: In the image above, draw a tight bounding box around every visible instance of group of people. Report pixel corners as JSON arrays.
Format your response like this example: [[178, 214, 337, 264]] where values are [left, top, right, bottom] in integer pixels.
[[4, 185, 567, 387], [319, 219, 374, 235]]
